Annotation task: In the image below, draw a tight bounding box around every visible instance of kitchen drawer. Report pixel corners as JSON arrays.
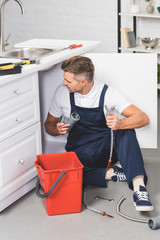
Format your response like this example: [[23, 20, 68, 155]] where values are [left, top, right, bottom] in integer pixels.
[[0, 122, 42, 188], [0, 72, 39, 112], [0, 98, 40, 141]]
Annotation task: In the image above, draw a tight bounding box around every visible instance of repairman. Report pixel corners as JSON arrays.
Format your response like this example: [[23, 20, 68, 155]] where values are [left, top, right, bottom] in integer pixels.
[[45, 56, 153, 212]]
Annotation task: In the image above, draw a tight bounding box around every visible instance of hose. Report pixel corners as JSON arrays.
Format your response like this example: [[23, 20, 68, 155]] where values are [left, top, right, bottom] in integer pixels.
[[105, 105, 113, 170], [116, 196, 148, 223], [116, 196, 160, 230]]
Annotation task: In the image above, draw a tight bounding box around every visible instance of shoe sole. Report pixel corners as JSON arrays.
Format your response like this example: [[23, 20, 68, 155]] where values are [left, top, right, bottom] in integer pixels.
[[133, 202, 154, 211]]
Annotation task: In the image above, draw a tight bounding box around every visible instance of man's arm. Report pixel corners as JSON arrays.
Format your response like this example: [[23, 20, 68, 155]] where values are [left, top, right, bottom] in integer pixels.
[[106, 104, 150, 130], [45, 113, 69, 136]]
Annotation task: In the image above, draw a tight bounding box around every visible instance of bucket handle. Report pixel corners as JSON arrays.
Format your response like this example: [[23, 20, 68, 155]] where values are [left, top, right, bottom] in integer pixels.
[[35, 170, 66, 198]]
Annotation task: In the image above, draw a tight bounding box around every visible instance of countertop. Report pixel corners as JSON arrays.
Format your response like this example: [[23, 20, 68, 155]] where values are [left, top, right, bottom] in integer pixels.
[[0, 39, 101, 85]]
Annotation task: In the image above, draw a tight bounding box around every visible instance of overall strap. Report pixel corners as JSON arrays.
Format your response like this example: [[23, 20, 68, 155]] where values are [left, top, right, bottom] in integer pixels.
[[99, 84, 108, 107], [70, 93, 76, 111]]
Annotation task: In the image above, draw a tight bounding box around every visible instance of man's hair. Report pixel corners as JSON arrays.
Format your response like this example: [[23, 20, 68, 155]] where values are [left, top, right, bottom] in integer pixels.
[[61, 56, 95, 82]]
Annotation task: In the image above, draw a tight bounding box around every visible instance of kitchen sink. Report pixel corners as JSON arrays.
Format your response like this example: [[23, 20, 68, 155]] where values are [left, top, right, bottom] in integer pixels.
[[0, 47, 63, 59]]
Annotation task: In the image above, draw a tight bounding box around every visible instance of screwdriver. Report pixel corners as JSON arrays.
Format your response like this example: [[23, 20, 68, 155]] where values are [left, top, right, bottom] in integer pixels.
[[65, 44, 83, 50], [83, 187, 114, 218], [83, 200, 114, 218]]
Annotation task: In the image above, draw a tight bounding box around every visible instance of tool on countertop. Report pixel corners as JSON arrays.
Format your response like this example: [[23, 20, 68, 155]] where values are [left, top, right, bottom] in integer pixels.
[[0, 59, 39, 70], [64, 44, 83, 50], [0, 59, 40, 76], [0, 62, 22, 76], [0, 55, 41, 64]]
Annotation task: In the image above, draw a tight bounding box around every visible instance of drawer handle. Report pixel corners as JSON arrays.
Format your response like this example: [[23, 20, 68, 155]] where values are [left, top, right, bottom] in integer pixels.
[[18, 159, 24, 164], [14, 89, 21, 95], [16, 118, 21, 123]]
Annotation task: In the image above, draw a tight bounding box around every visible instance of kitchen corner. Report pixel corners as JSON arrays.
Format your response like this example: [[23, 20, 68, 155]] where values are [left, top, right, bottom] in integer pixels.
[[0, 38, 100, 212]]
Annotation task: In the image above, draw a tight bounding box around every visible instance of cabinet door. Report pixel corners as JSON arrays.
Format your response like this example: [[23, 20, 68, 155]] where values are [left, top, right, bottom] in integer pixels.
[[85, 53, 157, 148], [0, 98, 40, 141], [0, 122, 42, 192], [0, 72, 38, 112]]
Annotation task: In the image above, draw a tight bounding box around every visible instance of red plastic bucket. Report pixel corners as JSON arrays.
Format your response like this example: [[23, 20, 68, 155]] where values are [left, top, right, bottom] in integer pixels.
[[34, 152, 83, 215]]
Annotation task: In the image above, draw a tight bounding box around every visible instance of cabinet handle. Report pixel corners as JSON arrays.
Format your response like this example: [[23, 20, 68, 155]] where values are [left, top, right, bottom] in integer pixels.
[[18, 159, 24, 164], [14, 89, 20, 95], [16, 118, 21, 123]]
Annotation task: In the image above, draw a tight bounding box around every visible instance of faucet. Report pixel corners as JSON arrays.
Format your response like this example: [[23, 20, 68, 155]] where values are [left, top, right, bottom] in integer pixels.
[[0, 0, 24, 52]]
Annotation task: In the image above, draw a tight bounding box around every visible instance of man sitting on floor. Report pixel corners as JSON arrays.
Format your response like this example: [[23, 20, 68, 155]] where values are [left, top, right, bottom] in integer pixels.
[[45, 56, 153, 212]]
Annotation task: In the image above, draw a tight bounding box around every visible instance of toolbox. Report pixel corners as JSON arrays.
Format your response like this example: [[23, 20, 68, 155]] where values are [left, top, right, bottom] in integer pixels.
[[0, 63, 22, 76]]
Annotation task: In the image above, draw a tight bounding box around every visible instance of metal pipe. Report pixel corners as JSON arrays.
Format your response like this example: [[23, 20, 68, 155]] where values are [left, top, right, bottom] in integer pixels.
[[116, 196, 148, 224], [0, 0, 24, 52], [148, 218, 160, 230], [117, 196, 160, 230]]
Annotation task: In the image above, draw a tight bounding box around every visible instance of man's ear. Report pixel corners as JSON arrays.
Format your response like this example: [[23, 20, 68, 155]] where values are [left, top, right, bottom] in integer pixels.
[[81, 79, 87, 87]]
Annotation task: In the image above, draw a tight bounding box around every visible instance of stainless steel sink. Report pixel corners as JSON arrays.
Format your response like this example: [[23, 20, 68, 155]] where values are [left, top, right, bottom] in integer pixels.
[[0, 47, 62, 59]]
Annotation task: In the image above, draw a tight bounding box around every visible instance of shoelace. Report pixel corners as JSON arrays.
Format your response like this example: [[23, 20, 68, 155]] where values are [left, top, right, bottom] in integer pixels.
[[115, 171, 126, 182], [136, 191, 149, 202]]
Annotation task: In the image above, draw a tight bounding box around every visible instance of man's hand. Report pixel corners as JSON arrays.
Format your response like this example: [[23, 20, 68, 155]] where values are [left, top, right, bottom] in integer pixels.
[[56, 122, 70, 135], [106, 105, 150, 130], [106, 113, 120, 130], [45, 113, 70, 136]]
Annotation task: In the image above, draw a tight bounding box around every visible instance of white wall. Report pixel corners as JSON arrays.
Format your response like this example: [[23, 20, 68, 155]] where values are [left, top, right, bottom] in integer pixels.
[[2, 0, 159, 151], [3, 0, 160, 52], [4, 0, 117, 53]]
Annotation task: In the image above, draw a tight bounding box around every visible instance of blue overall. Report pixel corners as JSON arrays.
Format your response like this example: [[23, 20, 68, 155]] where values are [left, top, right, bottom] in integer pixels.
[[65, 84, 147, 189]]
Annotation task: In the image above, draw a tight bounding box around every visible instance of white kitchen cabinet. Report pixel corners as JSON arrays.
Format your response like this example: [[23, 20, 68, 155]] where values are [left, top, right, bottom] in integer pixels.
[[0, 98, 40, 141], [0, 72, 42, 212], [0, 73, 38, 112], [0, 38, 100, 211]]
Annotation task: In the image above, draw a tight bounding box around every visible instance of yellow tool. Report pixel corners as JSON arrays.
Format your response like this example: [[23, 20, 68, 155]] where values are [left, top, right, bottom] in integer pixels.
[[0, 60, 37, 70]]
